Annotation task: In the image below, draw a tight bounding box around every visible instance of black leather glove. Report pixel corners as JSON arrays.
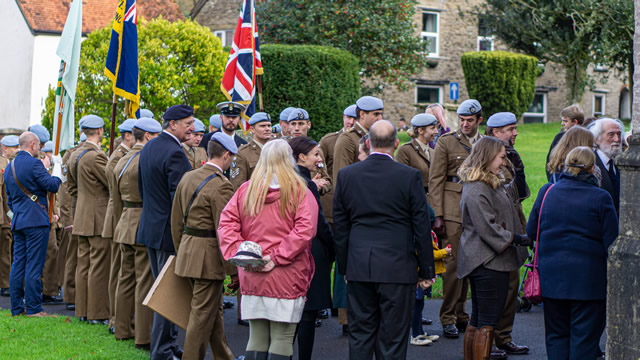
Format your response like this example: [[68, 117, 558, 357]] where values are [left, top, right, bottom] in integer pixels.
[[512, 234, 532, 247]]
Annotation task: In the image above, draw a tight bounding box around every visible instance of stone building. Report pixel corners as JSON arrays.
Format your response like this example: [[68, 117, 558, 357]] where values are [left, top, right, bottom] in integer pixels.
[[191, 0, 630, 127]]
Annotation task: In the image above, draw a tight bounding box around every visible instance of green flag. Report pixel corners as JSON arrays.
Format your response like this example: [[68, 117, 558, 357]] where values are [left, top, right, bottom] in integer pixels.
[[53, 0, 82, 153]]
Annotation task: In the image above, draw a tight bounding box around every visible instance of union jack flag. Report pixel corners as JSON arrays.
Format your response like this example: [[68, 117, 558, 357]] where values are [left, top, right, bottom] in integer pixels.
[[220, 0, 263, 133]]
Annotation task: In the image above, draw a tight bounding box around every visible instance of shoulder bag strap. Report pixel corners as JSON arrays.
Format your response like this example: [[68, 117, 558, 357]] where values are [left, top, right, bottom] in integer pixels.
[[118, 152, 141, 181], [75, 148, 97, 179], [10, 159, 47, 212], [183, 173, 218, 225], [533, 184, 555, 268]]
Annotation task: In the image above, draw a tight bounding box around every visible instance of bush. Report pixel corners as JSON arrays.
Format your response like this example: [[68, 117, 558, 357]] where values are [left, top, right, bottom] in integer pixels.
[[461, 51, 538, 120], [260, 44, 360, 140]]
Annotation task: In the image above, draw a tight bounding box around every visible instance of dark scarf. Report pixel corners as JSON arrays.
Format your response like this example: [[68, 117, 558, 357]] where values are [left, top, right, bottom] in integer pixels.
[[563, 170, 599, 187]]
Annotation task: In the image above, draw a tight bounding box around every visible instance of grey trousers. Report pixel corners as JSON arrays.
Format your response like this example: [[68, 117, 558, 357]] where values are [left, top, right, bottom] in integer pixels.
[[148, 248, 182, 360]]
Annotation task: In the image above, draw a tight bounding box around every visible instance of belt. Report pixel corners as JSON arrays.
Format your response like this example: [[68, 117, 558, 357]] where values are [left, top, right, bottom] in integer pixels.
[[446, 176, 461, 183], [184, 226, 217, 238], [123, 200, 143, 208]]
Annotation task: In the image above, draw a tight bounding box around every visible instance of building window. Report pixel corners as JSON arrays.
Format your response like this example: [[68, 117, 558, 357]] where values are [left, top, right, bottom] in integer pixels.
[[522, 93, 547, 123], [415, 86, 442, 104], [593, 93, 606, 116], [421, 12, 439, 57], [214, 30, 229, 47], [477, 16, 494, 51]]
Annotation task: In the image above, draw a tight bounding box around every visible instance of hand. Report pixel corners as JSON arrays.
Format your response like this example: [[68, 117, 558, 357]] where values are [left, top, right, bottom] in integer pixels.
[[51, 161, 63, 181], [312, 173, 329, 189], [260, 255, 275, 272], [418, 279, 433, 289], [433, 216, 446, 237], [41, 156, 51, 169], [445, 245, 452, 256], [53, 215, 59, 223], [227, 274, 240, 290], [64, 225, 73, 231], [52, 155, 63, 166], [512, 234, 533, 247]]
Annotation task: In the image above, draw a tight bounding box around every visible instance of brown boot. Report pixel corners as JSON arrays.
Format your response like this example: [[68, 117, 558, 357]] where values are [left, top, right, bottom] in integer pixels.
[[473, 326, 494, 360], [464, 325, 477, 360]]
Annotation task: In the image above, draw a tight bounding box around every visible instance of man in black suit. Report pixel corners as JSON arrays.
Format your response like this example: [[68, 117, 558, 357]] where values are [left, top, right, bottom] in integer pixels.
[[199, 101, 248, 151], [137, 105, 194, 360], [333, 120, 436, 360], [591, 118, 623, 215]]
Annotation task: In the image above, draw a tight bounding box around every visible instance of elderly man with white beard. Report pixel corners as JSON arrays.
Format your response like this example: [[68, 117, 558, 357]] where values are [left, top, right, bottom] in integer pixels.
[[590, 118, 624, 216]]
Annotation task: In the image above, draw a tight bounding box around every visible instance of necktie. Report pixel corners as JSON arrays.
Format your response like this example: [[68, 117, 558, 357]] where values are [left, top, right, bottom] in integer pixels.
[[608, 160, 617, 181]]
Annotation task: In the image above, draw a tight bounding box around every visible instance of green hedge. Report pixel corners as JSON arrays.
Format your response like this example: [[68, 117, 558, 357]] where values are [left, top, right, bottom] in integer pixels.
[[461, 51, 538, 120], [261, 44, 360, 140]]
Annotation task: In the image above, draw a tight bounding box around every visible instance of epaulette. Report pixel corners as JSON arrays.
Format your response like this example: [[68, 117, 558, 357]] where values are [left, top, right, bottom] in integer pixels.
[[440, 130, 456, 137]]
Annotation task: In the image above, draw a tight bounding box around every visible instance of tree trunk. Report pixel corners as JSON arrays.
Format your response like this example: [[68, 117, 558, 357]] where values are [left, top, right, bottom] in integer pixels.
[[565, 60, 587, 105]]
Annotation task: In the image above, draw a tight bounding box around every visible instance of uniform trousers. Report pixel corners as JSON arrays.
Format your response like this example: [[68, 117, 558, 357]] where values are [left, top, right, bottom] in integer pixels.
[[75, 235, 110, 319], [542, 297, 605, 360], [42, 226, 59, 296], [148, 247, 182, 360], [0, 227, 12, 288], [184, 278, 234, 360], [439, 220, 470, 326], [347, 281, 414, 360], [63, 233, 77, 304], [55, 227, 70, 289], [115, 243, 153, 345], [495, 269, 520, 345], [10, 225, 49, 315], [108, 238, 121, 327]]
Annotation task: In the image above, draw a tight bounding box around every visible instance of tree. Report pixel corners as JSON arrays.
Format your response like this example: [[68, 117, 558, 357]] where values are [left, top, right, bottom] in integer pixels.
[[256, 0, 428, 92], [42, 18, 227, 139]]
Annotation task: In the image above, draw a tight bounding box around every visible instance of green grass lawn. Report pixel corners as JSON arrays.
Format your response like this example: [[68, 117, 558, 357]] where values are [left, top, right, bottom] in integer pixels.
[[0, 310, 147, 359]]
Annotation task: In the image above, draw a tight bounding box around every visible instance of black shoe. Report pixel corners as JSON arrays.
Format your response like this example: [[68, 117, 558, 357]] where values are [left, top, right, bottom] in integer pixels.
[[497, 341, 530, 355], [42, 295, 64, 304], [109, 326, 115, 334], [331, 308, 338, 317], [135, 343, 150, 351], [88, 319, 109, 325], [79, 316, 87, 322], [317, 309, 329, 319], [0, 288, 9, 297], [315, 319, 322, 327], [173, 348, 183, 359], [443, 324, 459, 338], [223, 300, 234, 309], [422, 317, 433, 325], [237, 319, 249, 327], [456, 321, 468, 332], [65, 303, 75, 311], [490, 346, 508, 359], [342, 324, 348, 336]]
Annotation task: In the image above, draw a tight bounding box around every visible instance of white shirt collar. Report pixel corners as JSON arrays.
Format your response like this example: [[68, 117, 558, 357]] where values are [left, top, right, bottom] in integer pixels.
[[163, 130, 181, 146], [355, 122, 369, 135], [205, 162, 224, 173], [596, 149, 615, 174], [369, 152, 394, 160], [121, 143, 131, 151]]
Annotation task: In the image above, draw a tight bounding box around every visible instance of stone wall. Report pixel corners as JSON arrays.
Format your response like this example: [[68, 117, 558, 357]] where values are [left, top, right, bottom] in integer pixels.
[[192, 0, 241, 33]]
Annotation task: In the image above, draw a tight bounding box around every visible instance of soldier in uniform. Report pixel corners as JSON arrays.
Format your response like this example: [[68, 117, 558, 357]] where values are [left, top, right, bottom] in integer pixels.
[[171, 132, 237, 360], [70, 115, 111, 324], [428, 99, 482, 340], [112, 118, 160, 348], [209, 114, 221, 133], [332, 96, 383, 181], [230, 112, 273, 190], [484, 113, 530, 356], [183, 118, 208, 169], [103, 118, 136, 332], [395, 114, 439, 193], [275, 107, 295, 139], [199, 102, 248, 151], [0, 135, 18, 297]]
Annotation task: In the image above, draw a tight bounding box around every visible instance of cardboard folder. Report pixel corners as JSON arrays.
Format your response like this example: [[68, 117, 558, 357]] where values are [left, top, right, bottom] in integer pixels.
[[142, 255, 193, 330]]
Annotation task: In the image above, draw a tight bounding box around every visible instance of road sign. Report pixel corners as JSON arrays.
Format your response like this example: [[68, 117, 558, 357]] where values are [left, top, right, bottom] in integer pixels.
[[449, 82, 459, 101]]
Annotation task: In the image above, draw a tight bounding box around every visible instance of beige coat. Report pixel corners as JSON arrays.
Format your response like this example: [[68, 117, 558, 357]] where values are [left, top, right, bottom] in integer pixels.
[[332, 123, 366, 183], [112, 144, 143, 245], [183, 144, 208, 170], [71, 141, 109, 236], [102, 143, 129, 238], [395, 139, 434, 192], [229, 140, 262, 190]]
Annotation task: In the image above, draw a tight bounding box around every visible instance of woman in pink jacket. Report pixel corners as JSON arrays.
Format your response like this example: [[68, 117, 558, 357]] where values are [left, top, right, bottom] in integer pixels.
[[218, 139, 318, 360]]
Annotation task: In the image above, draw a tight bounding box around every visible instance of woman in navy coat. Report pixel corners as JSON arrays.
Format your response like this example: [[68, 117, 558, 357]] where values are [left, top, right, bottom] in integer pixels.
[[527, 146, 618, 360]]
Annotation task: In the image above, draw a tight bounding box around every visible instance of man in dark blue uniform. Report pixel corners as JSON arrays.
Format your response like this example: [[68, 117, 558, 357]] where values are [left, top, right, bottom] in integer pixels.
[[137, 105, 194, 359], [199, 101, 248, 151], [4, 131, 62, 317]]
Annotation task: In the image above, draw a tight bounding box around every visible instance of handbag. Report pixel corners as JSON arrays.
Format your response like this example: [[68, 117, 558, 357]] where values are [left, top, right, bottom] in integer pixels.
[[523, 184, 554, 304]]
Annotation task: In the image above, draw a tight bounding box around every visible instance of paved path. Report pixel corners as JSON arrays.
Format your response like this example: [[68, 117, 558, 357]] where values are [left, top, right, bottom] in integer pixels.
[[0, 295, 605, 359]]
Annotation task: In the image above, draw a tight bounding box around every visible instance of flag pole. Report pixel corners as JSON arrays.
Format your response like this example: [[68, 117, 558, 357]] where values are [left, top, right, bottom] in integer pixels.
[[257, 74, 264, 111], [48, 61, 67, 222], [109, 93, 117, 156]]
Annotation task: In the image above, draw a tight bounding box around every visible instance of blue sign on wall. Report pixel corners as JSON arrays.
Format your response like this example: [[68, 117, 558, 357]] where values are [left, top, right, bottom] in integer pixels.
[[449, 82, 459, 101]]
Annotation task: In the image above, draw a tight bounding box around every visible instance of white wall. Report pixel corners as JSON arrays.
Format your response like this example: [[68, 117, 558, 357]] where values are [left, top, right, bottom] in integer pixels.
[[0, 0, 35, 131], [30, 35, 62, 126]]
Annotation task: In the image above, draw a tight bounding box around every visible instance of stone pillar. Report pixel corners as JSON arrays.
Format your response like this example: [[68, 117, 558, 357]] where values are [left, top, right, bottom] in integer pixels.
[[605, 1, 640, 358]]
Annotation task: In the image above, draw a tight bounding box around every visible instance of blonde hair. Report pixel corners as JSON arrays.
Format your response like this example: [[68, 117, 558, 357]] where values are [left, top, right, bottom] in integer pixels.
[[564, 146, 595, 176], [243, 139, 308, 218], [547, 126, 594, 173], [457, 137, 506, 189], [426, 103, 447, 128]]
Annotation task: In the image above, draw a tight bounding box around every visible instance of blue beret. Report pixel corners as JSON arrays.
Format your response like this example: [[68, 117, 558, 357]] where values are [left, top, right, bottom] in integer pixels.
[[343, 105, 357, 118], [272, 123, 282, 133], [133, 118, 162, 133], [193, 118, 206, 133], [279, 107, 296, 121], [411, 114, 438, 127], [287, 108, 309, 122], [1, 135, 19, 147], [487, 112, 517, 128], [80, 114, 105, 129], [216, 102, 245, 116], [30, 124, 50, 143], [356, 96, 384, 111], [211, 132, 238, 154], [163, 105, 194, 121], [249, 112, 271, 126], [457, 99, 482, 116], [139, 109, 154, 119], [118, 118, 136, 133], [42, 141, 54, 153], [209, 114, 221, 129], [79, 133, 87, 142]]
